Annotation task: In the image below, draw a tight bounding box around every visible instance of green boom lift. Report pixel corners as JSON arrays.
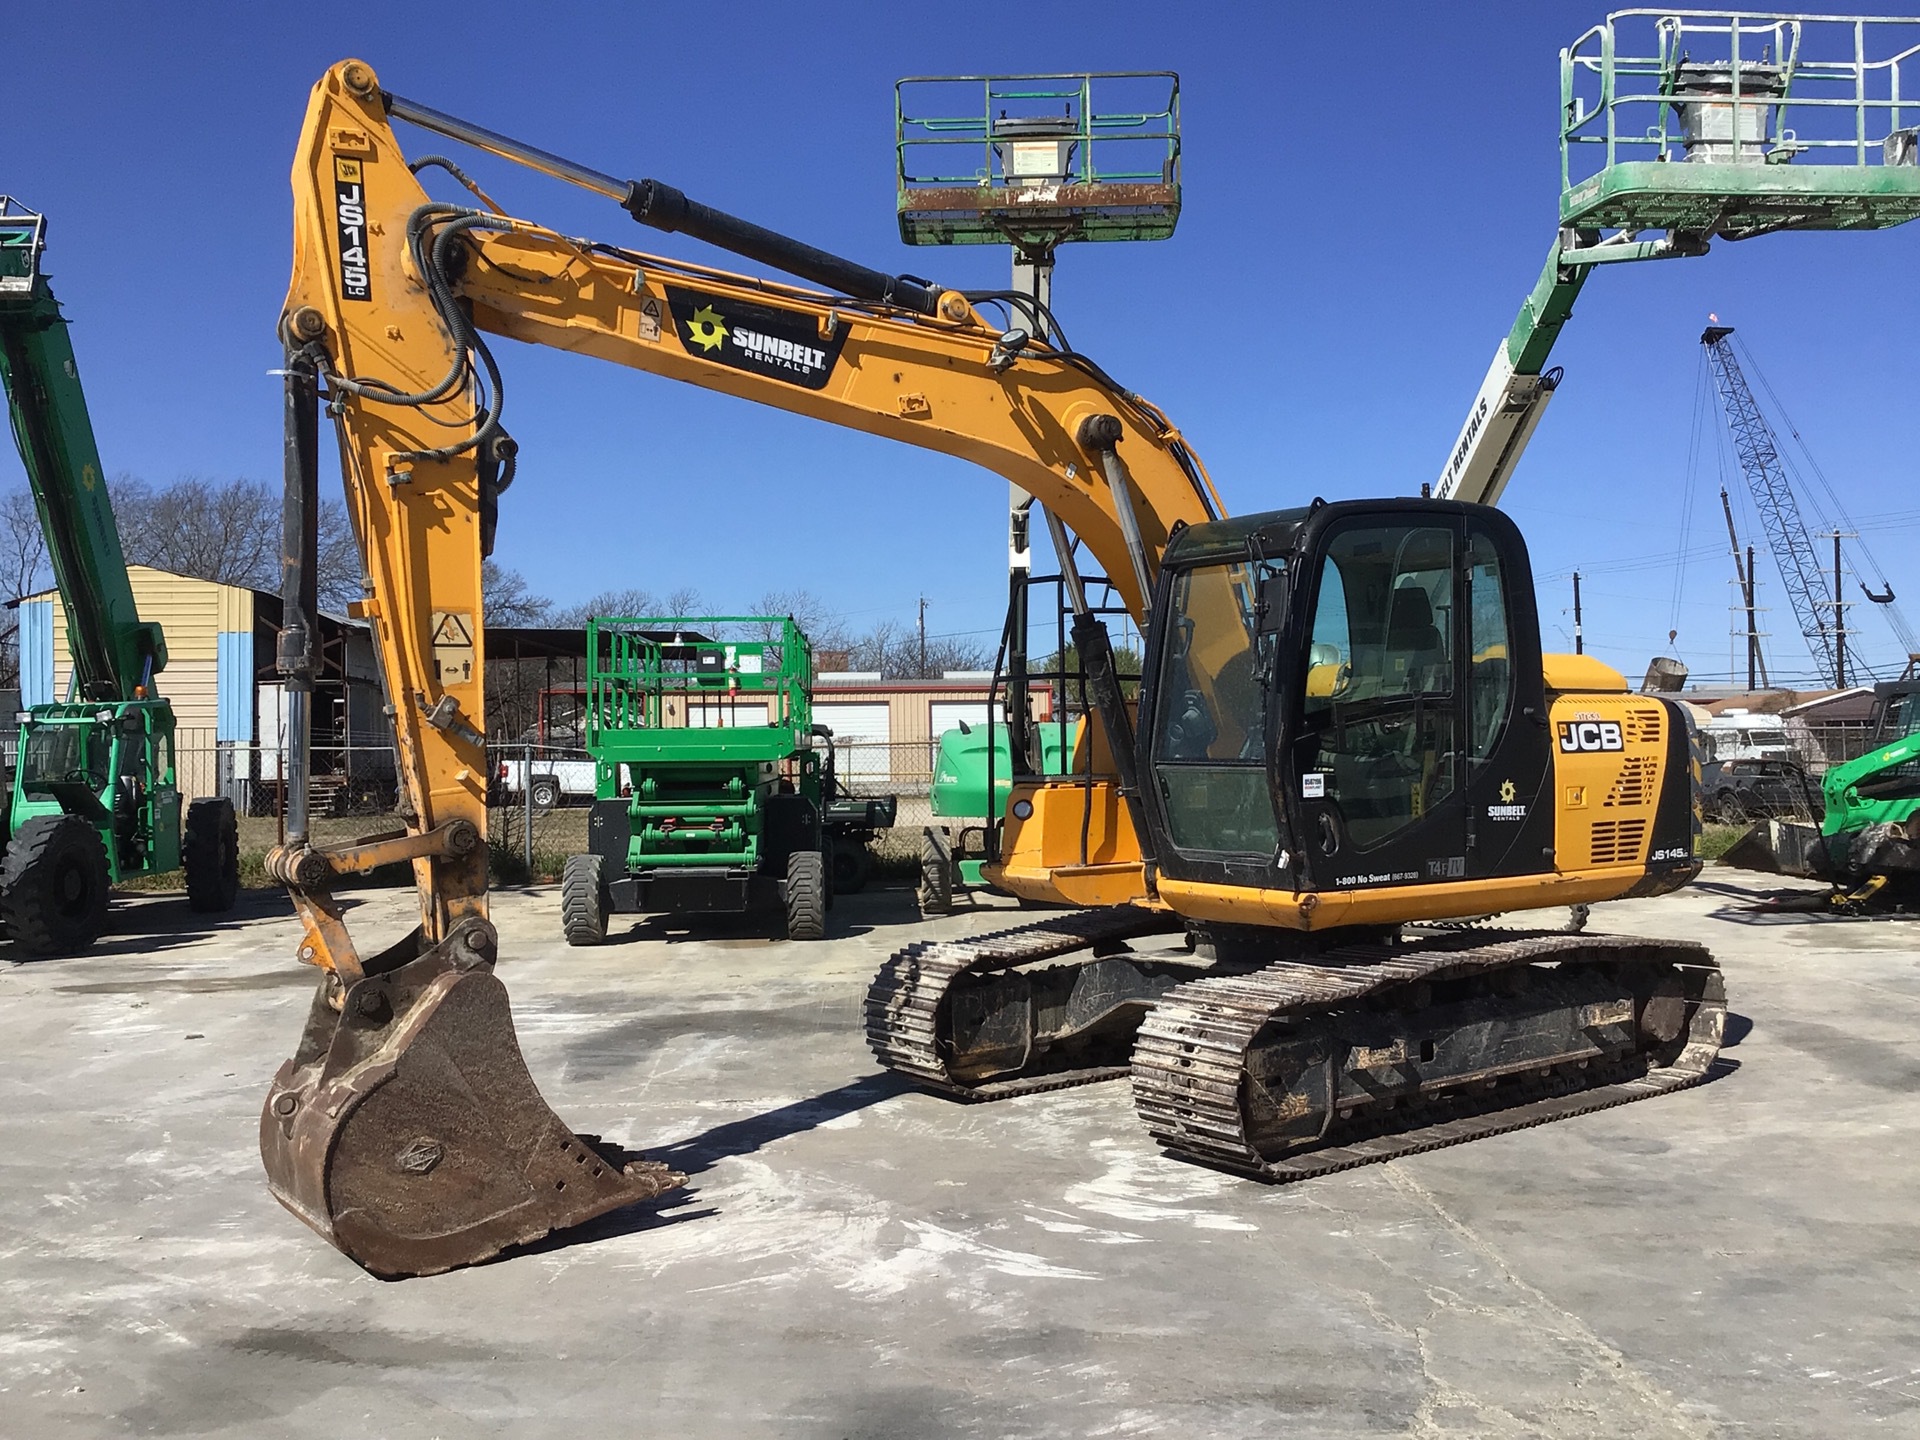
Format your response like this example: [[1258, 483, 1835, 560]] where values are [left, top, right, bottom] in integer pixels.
[[0, 199, 238, 953], [1438, 11, 1920, 508], [560, 617, 895, 944]]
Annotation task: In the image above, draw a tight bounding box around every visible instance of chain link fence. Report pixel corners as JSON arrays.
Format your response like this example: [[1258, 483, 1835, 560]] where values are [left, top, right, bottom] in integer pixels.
[[1699, 720, 1883, 826], [482, 738, 937, 881], [156, 731, 941, 881], [179, 719, 1893, 869]]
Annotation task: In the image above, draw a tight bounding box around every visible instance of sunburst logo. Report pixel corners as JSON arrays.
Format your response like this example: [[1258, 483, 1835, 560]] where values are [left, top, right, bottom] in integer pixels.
[[1499, 779, 1516, 803], [685, 305, 728, 353]]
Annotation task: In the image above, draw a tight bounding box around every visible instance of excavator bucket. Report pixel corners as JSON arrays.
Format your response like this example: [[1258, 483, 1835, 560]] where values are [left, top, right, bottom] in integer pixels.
[[1721, 818, 1829, 879], [260, 919, 682, 1277]]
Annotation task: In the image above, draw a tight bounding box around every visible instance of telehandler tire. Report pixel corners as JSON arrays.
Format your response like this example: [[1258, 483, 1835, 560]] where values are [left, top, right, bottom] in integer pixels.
[[785, 849, 827, 941], [560, 854, 608, 946], [184, 797, 241, 913], [918, 828, 953, 915], [831, 839, 872, 895], [2, 814, 111, 956]]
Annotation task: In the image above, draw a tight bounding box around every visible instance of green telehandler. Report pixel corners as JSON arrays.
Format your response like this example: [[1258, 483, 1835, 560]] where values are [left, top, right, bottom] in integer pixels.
[[919, 719, 1075, 913], [0, 199, 238, 954]]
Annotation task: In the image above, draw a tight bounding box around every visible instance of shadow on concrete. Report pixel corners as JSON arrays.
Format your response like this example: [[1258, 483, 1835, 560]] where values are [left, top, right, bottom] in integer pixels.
[[466, 1191, 717, 1271], [655, 1071, 913, 1176], [483, 1075, 912, 1267], [599, 888, 925, 947], [1723, 1012, 1754, 1048], [4, 888, 302, 966]]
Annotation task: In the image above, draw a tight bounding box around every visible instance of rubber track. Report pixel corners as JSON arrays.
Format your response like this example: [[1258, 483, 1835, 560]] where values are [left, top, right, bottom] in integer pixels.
[[864, 904, 1189, 1100], [1132, 931, 1726, 1184]]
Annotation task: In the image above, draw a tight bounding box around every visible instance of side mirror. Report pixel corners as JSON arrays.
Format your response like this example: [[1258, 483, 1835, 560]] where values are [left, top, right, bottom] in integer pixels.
[[1256, 574, 1286, 633]]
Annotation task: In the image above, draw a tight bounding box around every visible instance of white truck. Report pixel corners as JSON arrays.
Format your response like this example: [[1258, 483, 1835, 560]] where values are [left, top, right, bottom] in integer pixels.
[[1699, 709, 1797, 765], [494, 750, 596, 811]]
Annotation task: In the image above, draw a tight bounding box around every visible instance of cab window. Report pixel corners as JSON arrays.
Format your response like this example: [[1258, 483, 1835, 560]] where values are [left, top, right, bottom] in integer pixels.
[[1467, 529, 1511, 758], [1151, 558, 1283, 855]]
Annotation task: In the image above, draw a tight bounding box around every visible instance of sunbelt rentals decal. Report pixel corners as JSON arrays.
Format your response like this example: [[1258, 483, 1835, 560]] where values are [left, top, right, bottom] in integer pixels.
[[666, 288, 846, 390], [333, 157, 371, 301]]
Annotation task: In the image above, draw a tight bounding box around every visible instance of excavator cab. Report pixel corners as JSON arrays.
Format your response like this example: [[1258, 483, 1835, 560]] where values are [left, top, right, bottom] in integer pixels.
[[1138, 499, 1557, 905]]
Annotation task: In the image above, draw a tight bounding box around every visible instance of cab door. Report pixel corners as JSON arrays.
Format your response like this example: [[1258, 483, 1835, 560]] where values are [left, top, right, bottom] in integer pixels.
[[1289, 517, 1470, 890]]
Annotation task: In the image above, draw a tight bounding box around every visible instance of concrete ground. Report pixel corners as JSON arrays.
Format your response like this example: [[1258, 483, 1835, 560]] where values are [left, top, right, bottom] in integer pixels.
[[1, 871, 1916, 1439]]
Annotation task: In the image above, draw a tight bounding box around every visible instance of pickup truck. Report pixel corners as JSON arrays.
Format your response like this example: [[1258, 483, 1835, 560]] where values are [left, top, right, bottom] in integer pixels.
[[494, 751, 596, 811]]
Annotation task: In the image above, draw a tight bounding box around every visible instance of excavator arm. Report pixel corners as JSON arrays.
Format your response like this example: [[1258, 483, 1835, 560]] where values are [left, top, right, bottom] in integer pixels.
[[262, 59, 1219, 1276]]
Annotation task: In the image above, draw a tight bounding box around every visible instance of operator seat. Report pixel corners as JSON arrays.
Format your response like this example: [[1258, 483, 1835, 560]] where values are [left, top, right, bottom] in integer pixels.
[[1386, 587, 1446, 693]]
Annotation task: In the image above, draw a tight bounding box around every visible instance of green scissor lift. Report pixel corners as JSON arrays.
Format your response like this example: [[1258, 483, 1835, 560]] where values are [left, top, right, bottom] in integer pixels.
[[560, 617, 895, 944], [0, 199, 238, 953]]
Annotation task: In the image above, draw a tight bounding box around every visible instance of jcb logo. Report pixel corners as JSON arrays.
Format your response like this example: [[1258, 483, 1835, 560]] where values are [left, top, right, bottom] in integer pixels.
[[1557, 720, 1624, 753]]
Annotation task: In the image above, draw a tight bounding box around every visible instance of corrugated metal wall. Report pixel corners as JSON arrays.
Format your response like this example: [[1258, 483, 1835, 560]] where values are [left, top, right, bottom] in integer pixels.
[[19, 598, 53, 707]]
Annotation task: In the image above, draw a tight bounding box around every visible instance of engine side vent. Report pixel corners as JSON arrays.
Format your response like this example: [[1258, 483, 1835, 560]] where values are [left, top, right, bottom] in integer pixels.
[[1604, 755, 1659, 809], [1621, 708, 1664, 747], [1589, 818, 1649, 865]]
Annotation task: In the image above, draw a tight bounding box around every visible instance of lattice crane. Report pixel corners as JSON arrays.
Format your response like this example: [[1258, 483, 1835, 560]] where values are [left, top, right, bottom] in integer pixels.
[[1699, 325, 1840, 684]]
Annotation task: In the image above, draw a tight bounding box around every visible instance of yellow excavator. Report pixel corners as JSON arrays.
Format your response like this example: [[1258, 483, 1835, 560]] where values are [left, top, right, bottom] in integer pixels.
[[265, 60, 1724, 1276]]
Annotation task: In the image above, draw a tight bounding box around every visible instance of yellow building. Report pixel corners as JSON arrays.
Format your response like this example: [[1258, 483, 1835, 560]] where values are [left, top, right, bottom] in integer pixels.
[[18, 567, 388, 805]]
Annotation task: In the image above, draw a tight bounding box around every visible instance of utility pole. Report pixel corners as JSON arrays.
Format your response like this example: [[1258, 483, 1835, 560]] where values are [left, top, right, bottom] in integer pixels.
[[1572, 572, 1583, 655], [1718, 487, 1767, 690], [917, 595, 928, 678], [1832, 531, 1848, 690]]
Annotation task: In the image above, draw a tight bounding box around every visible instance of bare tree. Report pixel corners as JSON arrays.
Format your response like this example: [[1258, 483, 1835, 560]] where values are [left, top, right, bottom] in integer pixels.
[[552, 585, 705, 628], [482, 560, 552, 628], [0, 489, 50, 687], [847, 618, 993, 679], [744, 589, 992, 677], [106, 472, 364, 610], [749, 588, 852, 651], [316, 505, 364, 613], [111, 474, 277, 588]]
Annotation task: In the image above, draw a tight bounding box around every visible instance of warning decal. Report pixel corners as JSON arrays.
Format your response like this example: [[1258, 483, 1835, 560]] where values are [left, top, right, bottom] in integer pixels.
[[430, 610, 475, 685]]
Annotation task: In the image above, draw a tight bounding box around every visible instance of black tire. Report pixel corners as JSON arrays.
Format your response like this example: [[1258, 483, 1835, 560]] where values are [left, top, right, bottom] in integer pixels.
[[560, 853, 607, 946], [919, 829, 953, 915], [2, 814, 111, 957], [183, 797, 240, 913], [831, 839, 872, 895], [529, 776, 563, 813], [784, 849, 827, 941]]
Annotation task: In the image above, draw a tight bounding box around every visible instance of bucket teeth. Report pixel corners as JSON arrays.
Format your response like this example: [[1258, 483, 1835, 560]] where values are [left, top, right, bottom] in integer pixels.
[[261, 919, 682, 1278]]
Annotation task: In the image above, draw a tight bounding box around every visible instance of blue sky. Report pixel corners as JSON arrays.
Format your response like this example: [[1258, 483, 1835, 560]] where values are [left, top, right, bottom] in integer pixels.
[[8, 2, 1919, 685]]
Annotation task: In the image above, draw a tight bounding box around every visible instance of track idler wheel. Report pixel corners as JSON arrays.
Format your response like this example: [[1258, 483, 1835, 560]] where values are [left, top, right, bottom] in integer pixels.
[[260, 918, 683, 1277]]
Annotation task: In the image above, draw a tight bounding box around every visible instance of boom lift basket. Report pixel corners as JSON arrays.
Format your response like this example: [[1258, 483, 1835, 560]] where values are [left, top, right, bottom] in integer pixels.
[[1561, 12, 1920, 236], [895, 72, 1182, 248]]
